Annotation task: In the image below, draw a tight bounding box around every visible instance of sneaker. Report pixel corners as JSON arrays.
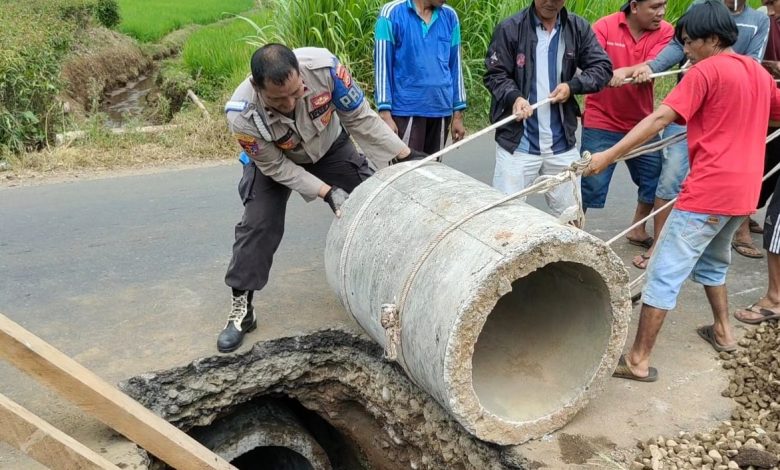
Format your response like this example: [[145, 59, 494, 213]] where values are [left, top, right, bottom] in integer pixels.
[[217, 292, 257, 353]]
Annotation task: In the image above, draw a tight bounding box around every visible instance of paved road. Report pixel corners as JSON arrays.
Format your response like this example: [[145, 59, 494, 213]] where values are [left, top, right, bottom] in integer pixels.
[[0, 135, 770, 468]]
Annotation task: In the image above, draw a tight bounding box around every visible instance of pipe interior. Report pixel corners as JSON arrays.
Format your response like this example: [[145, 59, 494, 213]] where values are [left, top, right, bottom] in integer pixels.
[[232, 446, 314, 470], [471, 261, 613, 423]]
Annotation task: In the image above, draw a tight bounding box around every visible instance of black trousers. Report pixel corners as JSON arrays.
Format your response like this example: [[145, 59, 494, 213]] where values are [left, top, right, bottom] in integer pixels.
[[224, 131, 373, 292], [393, 115, 452, 155]]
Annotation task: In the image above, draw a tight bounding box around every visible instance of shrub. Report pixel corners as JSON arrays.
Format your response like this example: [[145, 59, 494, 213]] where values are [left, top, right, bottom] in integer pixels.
[[94, 0, 121, 29], [0, 0, 80, 156]]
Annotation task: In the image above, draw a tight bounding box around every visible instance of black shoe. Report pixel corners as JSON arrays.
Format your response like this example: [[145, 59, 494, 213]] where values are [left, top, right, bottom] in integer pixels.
[[217, 292, 257, 353]]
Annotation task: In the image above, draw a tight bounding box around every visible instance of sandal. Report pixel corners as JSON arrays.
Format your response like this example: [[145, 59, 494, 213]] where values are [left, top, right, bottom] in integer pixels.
[[632, 253, 650, 269], [612, 354, 658, 382], [749, 218, 764, 234], [627, 236, 654, 249], [731, 241, 764, 259], [734, 302, 780, 325], [696, 325, 737, 352]]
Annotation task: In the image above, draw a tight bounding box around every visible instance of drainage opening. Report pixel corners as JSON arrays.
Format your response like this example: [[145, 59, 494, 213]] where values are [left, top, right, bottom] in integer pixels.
[[232, 446, 313, 469], [472, 261, 613, 422], [188, 396, 367, 470]]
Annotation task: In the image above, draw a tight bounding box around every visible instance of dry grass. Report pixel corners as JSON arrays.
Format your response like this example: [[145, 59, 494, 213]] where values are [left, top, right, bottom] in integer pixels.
[[4, 102, 236, 180]]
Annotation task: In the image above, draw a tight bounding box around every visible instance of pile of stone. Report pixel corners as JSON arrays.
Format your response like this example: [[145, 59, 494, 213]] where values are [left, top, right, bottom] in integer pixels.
[[630, 322, 780, 470]]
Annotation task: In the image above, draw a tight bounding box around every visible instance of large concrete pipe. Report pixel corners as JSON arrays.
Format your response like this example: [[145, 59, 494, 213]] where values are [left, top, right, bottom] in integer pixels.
[[190, 400, 331, 469], [324, 161, 632, 445]]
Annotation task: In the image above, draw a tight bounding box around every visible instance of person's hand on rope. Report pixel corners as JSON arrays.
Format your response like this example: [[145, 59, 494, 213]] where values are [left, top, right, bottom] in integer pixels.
[[549, 83, 571, 103], [324, 186, 349, 218], [631, 64, 654, 84], [584, 151, 613, 177], [379, 110, 398, 135], [512, 96, 533, 121], [451, 111, 466, 142], [609, 67, 631, 88]]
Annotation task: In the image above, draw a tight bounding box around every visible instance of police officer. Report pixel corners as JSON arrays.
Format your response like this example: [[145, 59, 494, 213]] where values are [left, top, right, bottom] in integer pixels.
[[218, 43, 424, 353]]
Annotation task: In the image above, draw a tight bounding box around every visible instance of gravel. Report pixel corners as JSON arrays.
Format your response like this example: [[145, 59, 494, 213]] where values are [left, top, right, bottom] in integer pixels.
[[630, 321, 780, 469]]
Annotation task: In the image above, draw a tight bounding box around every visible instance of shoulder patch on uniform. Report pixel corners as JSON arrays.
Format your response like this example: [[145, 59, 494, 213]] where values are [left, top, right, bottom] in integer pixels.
[[330, 61, 364, 112], [234, 133, 261, 157], [225, 100, 248, 113]]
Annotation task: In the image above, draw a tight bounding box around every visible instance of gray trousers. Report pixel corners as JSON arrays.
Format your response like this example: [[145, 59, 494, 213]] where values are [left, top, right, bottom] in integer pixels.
[[225, 131, 373, 292]]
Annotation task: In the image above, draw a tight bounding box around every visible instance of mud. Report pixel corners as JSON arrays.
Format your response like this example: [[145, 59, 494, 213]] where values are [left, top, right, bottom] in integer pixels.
[[120, 330, 529, 469], [557, 433, 617, 465]]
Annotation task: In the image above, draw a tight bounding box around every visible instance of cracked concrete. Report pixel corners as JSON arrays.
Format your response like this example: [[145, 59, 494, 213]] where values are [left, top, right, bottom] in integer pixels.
[[121, 330, 528, 469]]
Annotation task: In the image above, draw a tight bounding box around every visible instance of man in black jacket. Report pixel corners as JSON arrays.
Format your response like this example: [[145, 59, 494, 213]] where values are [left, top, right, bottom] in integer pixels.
[[485, 0, 612, 218]]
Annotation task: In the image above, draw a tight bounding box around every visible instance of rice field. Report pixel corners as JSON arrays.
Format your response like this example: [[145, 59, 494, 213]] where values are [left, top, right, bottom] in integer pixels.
[[181, 12, 272, 97], [117, 0, 255, 42]]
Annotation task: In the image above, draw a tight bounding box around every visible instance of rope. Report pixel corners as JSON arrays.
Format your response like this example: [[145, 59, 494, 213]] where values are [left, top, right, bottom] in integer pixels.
[[622, 68, 686, 84]]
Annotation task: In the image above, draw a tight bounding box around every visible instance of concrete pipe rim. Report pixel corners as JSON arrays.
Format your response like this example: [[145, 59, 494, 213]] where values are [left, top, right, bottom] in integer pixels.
[[443, 227, 632, 445]]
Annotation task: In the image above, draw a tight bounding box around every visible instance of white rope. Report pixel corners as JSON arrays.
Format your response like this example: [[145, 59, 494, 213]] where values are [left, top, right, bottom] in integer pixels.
[[615, 132, 687, 163], [622, 68, 686, 84]]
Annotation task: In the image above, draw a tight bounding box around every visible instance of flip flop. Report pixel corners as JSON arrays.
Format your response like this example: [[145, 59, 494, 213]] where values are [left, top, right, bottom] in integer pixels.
[[612, 355, 658, 382], [749, 219, 764, 234], [734, 303, 780, 325], [696, 325, 737, 353], [627, 236, 654, 249], [731, 241, 765, 259], [632, 254, 650, 270]]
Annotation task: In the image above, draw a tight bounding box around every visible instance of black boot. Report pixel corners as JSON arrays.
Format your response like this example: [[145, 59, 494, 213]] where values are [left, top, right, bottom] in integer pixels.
[[217, 290, 257, 353]]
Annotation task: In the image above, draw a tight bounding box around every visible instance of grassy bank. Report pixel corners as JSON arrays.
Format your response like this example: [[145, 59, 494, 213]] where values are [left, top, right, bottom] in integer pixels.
[[117, 0, 255, 42], [0, 0, 119, 158]]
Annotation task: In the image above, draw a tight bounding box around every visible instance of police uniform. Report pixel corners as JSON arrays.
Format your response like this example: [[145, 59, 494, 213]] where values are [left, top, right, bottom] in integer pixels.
[[224, 47, 406, 292]]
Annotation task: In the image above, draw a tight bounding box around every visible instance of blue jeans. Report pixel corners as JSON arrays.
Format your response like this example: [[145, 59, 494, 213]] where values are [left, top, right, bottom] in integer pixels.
[[580, 128, 662, 209], [655, 122, 690, 200], [642, 209, 744, 310]]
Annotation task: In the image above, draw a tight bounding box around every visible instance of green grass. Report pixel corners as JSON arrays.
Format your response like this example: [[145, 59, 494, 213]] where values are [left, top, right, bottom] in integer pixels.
[[117, 0, 255, 42], [181, 0, 767, 127], [0, 0, 100, 157], [181, 11, 272, 99]]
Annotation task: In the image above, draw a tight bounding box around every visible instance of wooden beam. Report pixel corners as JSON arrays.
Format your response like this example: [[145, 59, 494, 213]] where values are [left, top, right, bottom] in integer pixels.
[[0, 312, 236, 470], [0, 392, 120, 470]]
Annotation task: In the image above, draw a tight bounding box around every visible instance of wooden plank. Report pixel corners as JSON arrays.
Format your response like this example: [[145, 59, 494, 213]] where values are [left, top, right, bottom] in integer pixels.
[[0, 312, 235, 470], [0, 392, 120, 470]]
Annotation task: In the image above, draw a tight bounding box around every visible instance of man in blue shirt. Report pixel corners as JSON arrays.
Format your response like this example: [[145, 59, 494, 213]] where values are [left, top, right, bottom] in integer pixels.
[[374, 0, 467, 154]]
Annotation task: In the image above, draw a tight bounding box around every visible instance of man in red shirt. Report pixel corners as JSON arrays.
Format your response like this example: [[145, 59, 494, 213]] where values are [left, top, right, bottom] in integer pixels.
[[586, 0, 780, 382], [581, 0, 673, 252]]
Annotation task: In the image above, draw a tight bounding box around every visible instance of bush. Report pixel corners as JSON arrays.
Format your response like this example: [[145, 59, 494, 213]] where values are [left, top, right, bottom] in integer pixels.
[[0, 1, 80, 156], [94, 0, 120, 28]]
